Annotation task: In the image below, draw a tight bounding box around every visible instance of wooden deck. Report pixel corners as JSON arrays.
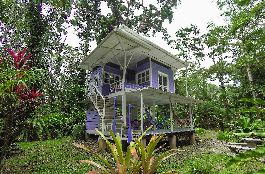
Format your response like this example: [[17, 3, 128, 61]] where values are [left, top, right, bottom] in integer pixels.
[[86, 127, 194, 136], [145, 128, 194, 136]]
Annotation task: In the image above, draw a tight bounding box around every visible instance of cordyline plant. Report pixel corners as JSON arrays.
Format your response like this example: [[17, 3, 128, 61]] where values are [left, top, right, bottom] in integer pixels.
[[0, 48, 42, 165], [74, 127, 179, 174]]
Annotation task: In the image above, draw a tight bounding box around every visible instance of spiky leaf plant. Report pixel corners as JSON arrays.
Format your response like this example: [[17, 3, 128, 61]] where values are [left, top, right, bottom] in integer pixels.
[[74, 127, 178, 174]]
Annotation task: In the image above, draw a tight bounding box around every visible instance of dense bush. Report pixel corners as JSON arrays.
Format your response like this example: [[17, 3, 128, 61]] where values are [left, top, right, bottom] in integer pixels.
[[195, 128, 206, 135], [72, 123, 85, 140], [22, 109, 86, 141], [0, 48, 43, 163], [232, 116, 265, 133], [217, 131, 236, 142]]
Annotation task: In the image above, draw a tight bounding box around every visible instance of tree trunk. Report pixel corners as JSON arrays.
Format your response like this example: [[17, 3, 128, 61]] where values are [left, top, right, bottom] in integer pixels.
[[246, 65, 256, 99]]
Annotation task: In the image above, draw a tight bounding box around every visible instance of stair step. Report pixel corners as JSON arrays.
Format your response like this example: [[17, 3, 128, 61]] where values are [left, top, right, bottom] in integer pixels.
[[104, 119, 124, 123]]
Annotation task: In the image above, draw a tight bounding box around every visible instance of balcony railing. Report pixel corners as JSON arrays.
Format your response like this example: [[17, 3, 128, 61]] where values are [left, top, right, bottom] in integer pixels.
[[110, 80, 122, 93]]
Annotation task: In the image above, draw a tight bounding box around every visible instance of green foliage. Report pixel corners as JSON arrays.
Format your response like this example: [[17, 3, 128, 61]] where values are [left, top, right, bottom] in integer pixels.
[[72, 123, 85, 140], [234, 131, 265, 138], [73, 0, 180, 48], [217, 131, 236, 142], [0, 48, 43, 164], [227, 146, 265, 173], [230, 98, 265, 133], [232, 116, 265, 133], [23, 110, 86, 141], [1, 136, 264, 174], [239, 98, 265, 114], [175, 152, 264, 174], [74, 128, 177, 174], [195, 128, 206, 135]]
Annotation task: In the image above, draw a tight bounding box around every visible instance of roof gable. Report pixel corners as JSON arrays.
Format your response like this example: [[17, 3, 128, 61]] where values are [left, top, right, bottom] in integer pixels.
[[80, 25, 187, 71]]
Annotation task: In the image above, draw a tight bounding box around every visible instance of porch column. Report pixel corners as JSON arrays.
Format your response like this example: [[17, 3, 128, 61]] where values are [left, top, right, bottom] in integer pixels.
[[121, 49, 127, 127], [140, 93, 144, 133], [189, 103, 194, 129], [121, 46, 127, 91], [150, 106, 156, 130], [175, 103, 178, 128], [122, 94, 127, 127], [170, 103, 173, 132]]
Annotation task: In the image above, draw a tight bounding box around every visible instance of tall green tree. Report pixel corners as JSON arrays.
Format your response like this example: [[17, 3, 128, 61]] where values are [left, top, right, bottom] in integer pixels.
[[169, 25, 205, 96], [217, 0, 265, 99], [72, 0, 180, 54]]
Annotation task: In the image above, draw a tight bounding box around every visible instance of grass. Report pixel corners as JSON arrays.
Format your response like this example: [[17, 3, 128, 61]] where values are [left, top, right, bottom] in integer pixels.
[[1, 133, 265, 174], [157, 152, 264, 174], [1, 137, 91, 174]]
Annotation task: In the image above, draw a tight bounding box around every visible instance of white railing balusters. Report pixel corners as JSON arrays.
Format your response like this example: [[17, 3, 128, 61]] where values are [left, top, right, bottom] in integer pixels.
[[87, 82, 106, 134]]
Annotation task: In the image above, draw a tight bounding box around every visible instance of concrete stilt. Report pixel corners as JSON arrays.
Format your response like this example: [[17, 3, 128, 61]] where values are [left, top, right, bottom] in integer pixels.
[[141, 138, 147, 147], [190, 132, 196, 145], [168, 135, 177, 149], [98, 138, 107, 151]]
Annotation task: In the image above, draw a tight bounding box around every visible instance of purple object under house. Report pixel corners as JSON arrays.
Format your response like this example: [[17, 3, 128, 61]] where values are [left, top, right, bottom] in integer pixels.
[[86, 110, 100, 130]]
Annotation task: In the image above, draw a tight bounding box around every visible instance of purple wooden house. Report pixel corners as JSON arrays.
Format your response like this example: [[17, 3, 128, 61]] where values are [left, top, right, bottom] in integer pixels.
[[81, 25, 201, 148]]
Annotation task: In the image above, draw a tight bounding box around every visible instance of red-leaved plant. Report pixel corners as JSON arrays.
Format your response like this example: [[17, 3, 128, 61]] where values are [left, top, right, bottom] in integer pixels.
[[1, 48, 42, 100], [6, 48, 31, 70], [0, 47, 43, 165]]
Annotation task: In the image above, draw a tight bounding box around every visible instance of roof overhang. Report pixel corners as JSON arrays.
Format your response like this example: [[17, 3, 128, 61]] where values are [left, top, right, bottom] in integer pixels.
[[80, 25, 187, 71]]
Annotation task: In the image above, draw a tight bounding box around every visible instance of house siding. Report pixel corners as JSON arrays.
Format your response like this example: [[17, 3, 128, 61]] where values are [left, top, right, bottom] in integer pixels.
[[104, 65, 122, 76], [136, 61, 150, 73], [151, 61, 175, 93], [91, 60, 175, 95], [85, 109, 100, 130]]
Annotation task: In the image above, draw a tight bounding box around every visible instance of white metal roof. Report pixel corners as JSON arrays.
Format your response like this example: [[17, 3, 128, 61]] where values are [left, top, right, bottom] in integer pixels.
[[80, 25, 187, 71], [107, 88, 202, 105]]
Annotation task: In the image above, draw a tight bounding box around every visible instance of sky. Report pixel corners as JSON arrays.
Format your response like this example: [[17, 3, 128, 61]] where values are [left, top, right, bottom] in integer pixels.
[[65, 0, 226, 68]]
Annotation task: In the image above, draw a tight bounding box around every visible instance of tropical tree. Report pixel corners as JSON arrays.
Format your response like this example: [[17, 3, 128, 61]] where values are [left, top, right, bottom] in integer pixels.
[[217, 0, 265, 99]]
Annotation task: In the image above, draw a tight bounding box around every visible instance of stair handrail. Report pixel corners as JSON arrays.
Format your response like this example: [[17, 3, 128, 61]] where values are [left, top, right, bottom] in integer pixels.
[[88, 82, 106, 134], [91, 83, 105, 114]]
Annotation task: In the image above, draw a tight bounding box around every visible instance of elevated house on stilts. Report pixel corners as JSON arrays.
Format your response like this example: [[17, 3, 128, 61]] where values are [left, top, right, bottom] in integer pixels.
[[81, 25, 201, 149]]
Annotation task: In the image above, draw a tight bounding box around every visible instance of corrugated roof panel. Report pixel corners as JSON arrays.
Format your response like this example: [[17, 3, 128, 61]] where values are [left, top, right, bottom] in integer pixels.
[[81, 25, 187, 70]]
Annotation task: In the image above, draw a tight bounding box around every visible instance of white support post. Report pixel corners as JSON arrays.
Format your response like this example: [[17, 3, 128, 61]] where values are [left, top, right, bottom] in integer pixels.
[[140, 93, 144, 133], [151, 106, 156, 130], [175, 103, 178, 128], [170, 103, 173, 132], [95, 93, 98, 107], [122, 94, 127, 127], [122, 51, 127, 91], [103, 99, 105, 119], [189, 104, 194, 129], [101, 117, 105, 134]]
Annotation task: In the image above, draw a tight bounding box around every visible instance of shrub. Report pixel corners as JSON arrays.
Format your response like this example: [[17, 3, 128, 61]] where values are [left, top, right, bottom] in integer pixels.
[[217, 131, 235, 142], [22, 109, 86, 141], [72, 123, 85, 140], [195, 128, 205, 135], [0, 48, 43, 162]]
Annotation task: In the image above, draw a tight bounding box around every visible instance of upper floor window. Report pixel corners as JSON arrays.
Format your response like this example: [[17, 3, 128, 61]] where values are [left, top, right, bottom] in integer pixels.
[[137, 69, 150, 84], [158, 72, 168, 92], [104, 72, 120, 84]]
